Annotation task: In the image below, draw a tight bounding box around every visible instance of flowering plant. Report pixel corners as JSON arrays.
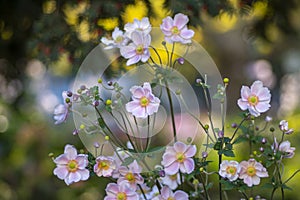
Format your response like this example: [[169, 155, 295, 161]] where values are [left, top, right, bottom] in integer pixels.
[[51, 13, 299, 200]]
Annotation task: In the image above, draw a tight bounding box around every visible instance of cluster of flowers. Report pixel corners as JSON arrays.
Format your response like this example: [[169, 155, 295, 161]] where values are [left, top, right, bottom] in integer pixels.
[[52, 13, 298, 200], [53, 140, 196, 199]]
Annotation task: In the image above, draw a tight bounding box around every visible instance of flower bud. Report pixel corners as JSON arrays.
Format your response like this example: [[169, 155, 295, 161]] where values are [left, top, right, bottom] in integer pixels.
[[72, 129, 79, 136], [66, 91, 73, 97], [106, 99, 112, 106], [218, 130, 224, 138], [93, 142, 100, 148], [105, 136, 110, 140], [259, 147, 264, 152], [177, 57, 184, 65], [162, 41, 166, 46], [202, 151, 208, 158], [79, 124, 85, 130], [261, 138, 267, 144], [270, 127, 275, 132], [93, 100, 99, 107], [231, 123, 237, 128], [223, 77, 229, 84], [159, 170, 165, 177], [98, 78, 103, 83], [107, 81, 113, 86]]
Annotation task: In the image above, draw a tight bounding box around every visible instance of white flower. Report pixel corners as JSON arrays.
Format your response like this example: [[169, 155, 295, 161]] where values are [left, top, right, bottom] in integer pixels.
[[101, 27, 128, 49], [219, 160, 241, 181], [161, 173, 182, 190], [124, 17, 151, 38], [237, 80, 271, 117]]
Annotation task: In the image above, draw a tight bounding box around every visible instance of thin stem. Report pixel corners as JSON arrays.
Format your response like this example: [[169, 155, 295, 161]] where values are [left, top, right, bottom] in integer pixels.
[[218, 154, 223, 200], [137, 184, 147, 200], [145, 116, 151, 151], [199, 174, 210, 200], [150, 45, 163, 67], [230, 117, 247, 142], [270, 187, 276, 200], [165, 81, 177, 141], [170, 43, 175, 68], [283, 169, 300, 184]]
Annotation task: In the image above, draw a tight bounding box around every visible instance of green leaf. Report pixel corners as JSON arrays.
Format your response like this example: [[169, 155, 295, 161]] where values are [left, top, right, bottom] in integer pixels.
[[223, 150, 235, 157]]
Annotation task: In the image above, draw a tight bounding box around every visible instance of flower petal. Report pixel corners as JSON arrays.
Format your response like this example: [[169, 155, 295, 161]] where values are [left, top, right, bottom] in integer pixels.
[[255, 102, 270, 113], [53, 166, 68, 180], [251, 81, 263, 94], [165, 161, 179, 175], [240, 86, 251, 100], [162, 152, 176, 167], [126, 55, 141, 66], [180, 27, 194, 39], [174, 142, 187, 153], [54, 154, 69, 165], [126, 100, 141, 112], [183, 158, 195, 174], [174, 13, 189, 30], [64, 144, 77, 160], [184, 145, 197, 157], [161, 17, 174, 31], [120, 44, 136, 59], [174, 190, 189, 200]]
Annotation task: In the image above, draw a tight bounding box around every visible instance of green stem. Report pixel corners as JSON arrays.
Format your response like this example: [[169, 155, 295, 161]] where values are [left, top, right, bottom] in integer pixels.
[[165, 81, 177, 141], [219, 154, 223, 200], [138, 184, 147, 200], [283, 169, 300, 184]]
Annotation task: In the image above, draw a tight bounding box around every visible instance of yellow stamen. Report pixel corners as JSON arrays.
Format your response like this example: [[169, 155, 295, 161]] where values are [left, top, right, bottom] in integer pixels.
[[67, 160, 78, 172], [117, 192, 127, 200], [171, 26, 180, 35], [246, 166, 256, 176], [140, 97, 149, 107], [226, 166, 237, 175], [248, 95, 258, 106], [136, 45, 144, 54], [176, 153, 185, 163], [125, 172, 135, 182]]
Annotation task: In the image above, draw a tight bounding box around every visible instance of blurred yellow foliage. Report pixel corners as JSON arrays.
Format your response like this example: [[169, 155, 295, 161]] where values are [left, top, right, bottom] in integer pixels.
[[252, 1, 268, 19], [97, 18, 119, 31], [43, 0, 56, 14], [210, 12, 238, 33], [63, 0, 89, 26], [122, 0, 148, 23], [1, 28, 13, 40]]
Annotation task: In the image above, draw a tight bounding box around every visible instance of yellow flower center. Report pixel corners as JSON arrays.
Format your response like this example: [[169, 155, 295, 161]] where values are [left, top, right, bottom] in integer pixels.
[[168, 197, 175, 200], [136, 45, 144, 54], [176, 153, 185, 163], [117, 192, 127, 200], [140, 97, 149, 107], [248, 95, 258, 106], [125, 172, 135, 183], [171, 26, 180, 35], [98, 161, 110, 170], [115, 36, 123, 43], [67, 160, 78, 172], [246, 166, 256, 176], [226, 166, 237, 175]]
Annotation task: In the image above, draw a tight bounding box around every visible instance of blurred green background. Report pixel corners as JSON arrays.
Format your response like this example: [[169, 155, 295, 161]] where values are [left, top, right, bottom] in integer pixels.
[[0, 0, 300, 199]]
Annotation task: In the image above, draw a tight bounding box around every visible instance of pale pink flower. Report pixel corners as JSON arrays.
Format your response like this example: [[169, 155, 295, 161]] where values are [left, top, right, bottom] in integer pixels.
[[239, 159, 268, 187], [54, 104, 69, 124], [237, 80, 271, 117], [219, 160, 241, 181], [161, 141, 197, 175], [160, 13, 194, 44], [117, 160, 144, 190], [53, 91, 72, 124], [124, 17, 151, 38], [126, 82, 160, 118], [120, 31, 151, 66], [278, 141, 296, 158], [154, 186, 189, 200], [101, 27, 128, 49], [104, 182, 138, 200], [161, 172, 182, 190], [53, 144, 89, 185], [279, 120, 294, 134], [93, 156, 116, 177]]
